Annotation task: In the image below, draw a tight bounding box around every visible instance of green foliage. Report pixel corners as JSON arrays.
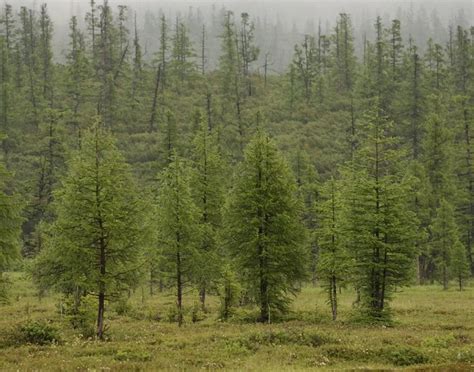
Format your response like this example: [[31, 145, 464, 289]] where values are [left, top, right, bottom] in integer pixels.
[[218, 264, 241, 320], [341, 105, 419, 320], [0, 156, 22, 271], [0, 151, 22, 303], [430, 199, 461, 289], [385, 346, 429, 366], [16, 320, 60, 345], [32, 122, 148, 338], [191, 118, 226, 307], [451, 241, 471, 290], [61, 295, 96, 339], [316, 177, 350, 320], [224, 131, 308, 322], [155, 154, 200, 324]]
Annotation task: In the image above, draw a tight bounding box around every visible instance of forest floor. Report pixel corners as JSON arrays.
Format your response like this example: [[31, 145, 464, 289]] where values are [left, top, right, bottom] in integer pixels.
[[0, 273, 473, 371]]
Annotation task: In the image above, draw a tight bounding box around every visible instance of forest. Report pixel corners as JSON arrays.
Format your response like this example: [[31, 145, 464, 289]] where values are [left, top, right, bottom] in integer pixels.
[[0, 0, 473, 369]]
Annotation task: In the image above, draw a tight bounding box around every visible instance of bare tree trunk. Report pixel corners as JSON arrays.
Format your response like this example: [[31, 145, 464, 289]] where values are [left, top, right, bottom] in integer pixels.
[[330, 275, 337, 321]]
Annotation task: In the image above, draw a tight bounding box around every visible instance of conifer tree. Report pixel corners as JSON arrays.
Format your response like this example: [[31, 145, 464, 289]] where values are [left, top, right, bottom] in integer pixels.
[[451, 241, 470, 290], [155, 154, 200, 326], [239, 12, 259, 96], [341, 104, 418, 321], [219, 11, 245, 155], [158, 14, 169, 91], [292, 35, 317, 102], [39, 4, 54, 107], [430, 199, 460, 289], [292, 150, 319, 284], [191, 117, 225, 309], [453, 26, 474, 274], [224, 131, 307, 322], [66, 15, 92, 145], [33, 122, 146, 339], [316, 177, 349, 320], [170, 19, 196, 89], [0, 145, 22, 303]]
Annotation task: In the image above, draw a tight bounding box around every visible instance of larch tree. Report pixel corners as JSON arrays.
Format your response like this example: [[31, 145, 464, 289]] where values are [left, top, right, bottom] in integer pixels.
[[341, 104, 419, 321], [224, 131, 307, 322], [33, 122, 147, 339], [450, 240, 470, 291], [316, 177, 349, 320], [292, 149, 319, 285], [0, 144, 22, 303], [155, 154, 200, 326], [191, 117, 225, 309], [429, 199, 461, 289]]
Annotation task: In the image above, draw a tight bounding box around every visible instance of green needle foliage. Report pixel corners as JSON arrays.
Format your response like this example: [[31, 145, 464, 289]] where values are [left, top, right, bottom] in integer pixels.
[[430, 199, 462, 290], [32, 121, 147, 339], [224, 130, 308, 322], [191, 117, 226, 309], [316, 177, 349, 320], [0, 143, 22, 303], [155, 153, 200, 326], [342, 105, 419, 322]]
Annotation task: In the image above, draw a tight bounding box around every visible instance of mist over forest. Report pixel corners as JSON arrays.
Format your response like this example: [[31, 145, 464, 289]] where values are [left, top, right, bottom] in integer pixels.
[[0, 0, 474, 369], [14, 0, 474, 70]]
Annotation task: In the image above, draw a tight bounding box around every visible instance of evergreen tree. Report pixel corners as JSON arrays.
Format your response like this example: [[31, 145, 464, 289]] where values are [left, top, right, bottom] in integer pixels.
[[224, 131, 307, 322], [33, 122, 146, 339]]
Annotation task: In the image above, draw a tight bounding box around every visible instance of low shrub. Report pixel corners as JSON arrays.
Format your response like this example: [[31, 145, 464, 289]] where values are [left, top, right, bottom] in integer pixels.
[[114, 350, 152, 362], [16, 320, 60, 345], [384, 346, 430, 366]]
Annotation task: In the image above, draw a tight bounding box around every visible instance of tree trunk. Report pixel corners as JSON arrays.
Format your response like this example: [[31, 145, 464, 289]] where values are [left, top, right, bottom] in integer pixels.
[[199, 287, 206, 311], [176, 249, 183, 326], [97, 291, 105, 340], [331, 275, 337, 321]]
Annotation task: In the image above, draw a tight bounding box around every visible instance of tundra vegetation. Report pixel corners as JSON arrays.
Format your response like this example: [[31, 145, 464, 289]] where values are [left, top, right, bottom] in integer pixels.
[[0, 1, 473, 369]]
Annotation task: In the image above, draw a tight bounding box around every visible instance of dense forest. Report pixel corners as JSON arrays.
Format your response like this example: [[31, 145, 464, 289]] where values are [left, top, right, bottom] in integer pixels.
[[0, 0, 473, 345]]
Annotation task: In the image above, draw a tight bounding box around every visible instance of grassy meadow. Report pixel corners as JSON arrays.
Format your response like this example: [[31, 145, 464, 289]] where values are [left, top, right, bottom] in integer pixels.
[[0, 272, 473, 371]]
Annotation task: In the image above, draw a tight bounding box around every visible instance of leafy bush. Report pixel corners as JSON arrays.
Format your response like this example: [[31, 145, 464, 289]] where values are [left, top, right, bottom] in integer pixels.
[[16, 320, 60, 345]]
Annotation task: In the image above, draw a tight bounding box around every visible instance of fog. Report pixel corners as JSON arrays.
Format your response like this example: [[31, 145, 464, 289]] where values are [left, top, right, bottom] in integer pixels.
[[5, 0, 473, 70]]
